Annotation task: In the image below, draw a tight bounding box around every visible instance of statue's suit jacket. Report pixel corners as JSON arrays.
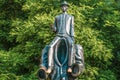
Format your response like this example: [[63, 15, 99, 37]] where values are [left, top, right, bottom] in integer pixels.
[[53, 13, 74, 37], [40, 12, 84, 80]]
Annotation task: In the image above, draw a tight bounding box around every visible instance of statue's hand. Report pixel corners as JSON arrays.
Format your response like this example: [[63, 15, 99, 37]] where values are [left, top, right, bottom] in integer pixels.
[[68, 68, 72, 73], [46, 68, 52, 74], [50, 24, 52, 28], [50, 24, 57, 33]]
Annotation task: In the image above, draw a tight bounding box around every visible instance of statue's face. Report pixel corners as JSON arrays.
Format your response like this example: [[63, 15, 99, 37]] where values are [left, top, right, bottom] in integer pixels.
[[61, 5, 68, 12]]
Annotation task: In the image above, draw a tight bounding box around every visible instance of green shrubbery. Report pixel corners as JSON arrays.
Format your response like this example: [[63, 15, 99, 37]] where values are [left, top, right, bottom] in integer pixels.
[[0, 0, 120, 80]]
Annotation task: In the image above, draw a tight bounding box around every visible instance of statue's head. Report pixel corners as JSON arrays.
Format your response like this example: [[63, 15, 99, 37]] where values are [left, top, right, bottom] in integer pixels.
[[61, 1, 69, 12]]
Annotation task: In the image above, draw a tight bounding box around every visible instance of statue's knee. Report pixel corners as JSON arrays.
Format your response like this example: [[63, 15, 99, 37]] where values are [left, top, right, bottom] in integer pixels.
[[69, 44, 74, 48], [48, 45, 53, 49], [77, 45, 83, 50], [72, 44, 74, 47]]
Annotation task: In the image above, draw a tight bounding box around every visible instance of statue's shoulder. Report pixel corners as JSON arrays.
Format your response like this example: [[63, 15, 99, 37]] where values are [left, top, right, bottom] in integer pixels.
[[67, 14, 73, 17], [66, 14, 74, 19], [55, 14, 61, 19]]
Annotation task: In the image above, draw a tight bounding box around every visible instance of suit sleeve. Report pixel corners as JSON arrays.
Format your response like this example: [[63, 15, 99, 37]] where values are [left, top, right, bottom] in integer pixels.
[[70, 16, 74, 37], [52, 17, 57, 32]]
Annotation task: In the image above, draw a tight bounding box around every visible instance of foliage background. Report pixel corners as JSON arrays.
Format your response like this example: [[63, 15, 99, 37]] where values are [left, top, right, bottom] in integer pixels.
[[0, 0, 120, 80]]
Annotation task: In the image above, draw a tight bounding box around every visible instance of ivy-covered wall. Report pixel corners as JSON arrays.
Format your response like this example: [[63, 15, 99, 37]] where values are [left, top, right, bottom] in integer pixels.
[[0, 0, 120, 80]]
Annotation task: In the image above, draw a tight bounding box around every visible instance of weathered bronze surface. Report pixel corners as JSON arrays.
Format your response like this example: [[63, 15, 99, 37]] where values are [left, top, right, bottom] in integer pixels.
[[38, 1, 84, 80]]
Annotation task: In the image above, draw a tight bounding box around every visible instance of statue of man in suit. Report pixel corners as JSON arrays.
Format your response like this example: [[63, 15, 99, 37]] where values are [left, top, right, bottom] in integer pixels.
[[47, 1, 74, 74]]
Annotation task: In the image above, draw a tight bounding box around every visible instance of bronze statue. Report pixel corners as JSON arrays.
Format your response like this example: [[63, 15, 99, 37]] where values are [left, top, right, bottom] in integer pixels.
[[38, 1, 84, 80]]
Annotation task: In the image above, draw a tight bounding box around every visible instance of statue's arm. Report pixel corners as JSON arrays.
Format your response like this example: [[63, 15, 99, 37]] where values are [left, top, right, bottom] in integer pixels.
[[70, 16, 74, 41], [51, 17, 57, 32]]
